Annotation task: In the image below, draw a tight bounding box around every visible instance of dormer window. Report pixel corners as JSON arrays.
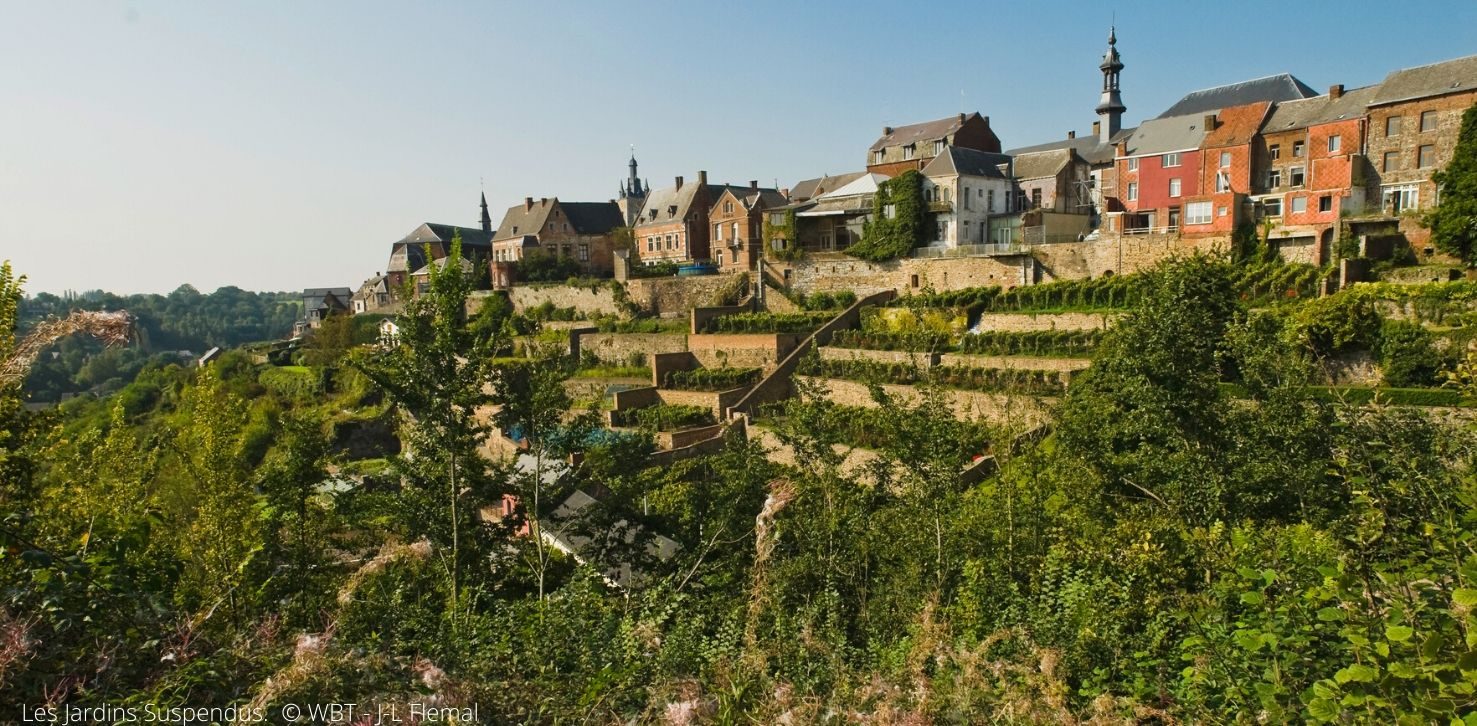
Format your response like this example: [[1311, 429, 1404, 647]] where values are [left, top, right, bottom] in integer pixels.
[[512, 226, 519, 234], [903, 144, 916, 160], [933, 139, 945, 155], [873, 150, 884, 165], [668, 205, 677, 217]]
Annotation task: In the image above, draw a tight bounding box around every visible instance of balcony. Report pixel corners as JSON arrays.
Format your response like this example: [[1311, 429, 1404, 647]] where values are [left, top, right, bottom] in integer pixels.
[[927, 200, 953, 213]]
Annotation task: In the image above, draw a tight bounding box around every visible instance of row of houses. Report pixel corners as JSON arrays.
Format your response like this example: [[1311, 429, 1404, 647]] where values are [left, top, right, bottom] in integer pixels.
[[328, 30, 1476, 323]]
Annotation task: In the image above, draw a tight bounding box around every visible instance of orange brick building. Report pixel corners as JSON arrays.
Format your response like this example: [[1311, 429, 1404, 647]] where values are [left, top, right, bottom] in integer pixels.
[[708, 182, 787, 274], [866, 112, 1001, 178], [1180, 102, 1270, 238]]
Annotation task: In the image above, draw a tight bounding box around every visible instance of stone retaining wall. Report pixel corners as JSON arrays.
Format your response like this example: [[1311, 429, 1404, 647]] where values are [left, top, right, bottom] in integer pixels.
[[687, 333, 802, 370], [937, 353, 1092, 373], [576, 332, 689, 366], [626, 274, 747, 317], [972, 311, 1117, 332], [507, 285, 622, 316], [799, 375, 1054, 431]]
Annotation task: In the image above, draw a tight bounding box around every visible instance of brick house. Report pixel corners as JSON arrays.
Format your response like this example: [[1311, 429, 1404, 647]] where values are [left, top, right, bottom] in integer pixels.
[[490, 197, 625, 276], [1364, 54, 1477, 245], [633, 171, 768, 266], [1253, 86, 1377, 263], [771, 172, 887, 254], [1178, 101, 1271, 240], [866, 112, 1001, 178], [708, 182, 787, 274], [919, 146, 1015, 248], [1113, 112, 1212, 233]]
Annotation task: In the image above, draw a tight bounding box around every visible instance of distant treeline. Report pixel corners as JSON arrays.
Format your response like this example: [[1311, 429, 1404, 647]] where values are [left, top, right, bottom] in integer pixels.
[[19, 285, 301, 401]]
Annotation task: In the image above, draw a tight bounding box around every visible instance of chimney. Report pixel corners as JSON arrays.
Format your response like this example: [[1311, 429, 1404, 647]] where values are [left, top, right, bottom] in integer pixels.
[[1068, 130, 1076, 140], [883, 126, 894, 135], [981, 115, 989, 127], [698, 170, 708, 186], [749, 179, 758, 191], [524, 197, 533, 210], [959, 112, 967, 123], [780, 187, 790, 199], [540, 197, 547, 207], [1329, 84, 1344, 99], [1203, 113, 1218, 131], [675, 175, 684, 190], [1092, 120, 1101, 138]]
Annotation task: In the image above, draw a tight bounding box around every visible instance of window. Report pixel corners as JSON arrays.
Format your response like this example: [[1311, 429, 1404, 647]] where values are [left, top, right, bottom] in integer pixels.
[[936, 221, 947, 241], [1291, 196, 1307, 214], [1168, 178, 1182, 197], [714, 223, 722, 241], [1217, 206, 1228, 217], [665, 234, 673, 250], [1319, 195, 1333, 213], [1185, 201, 1213, 225], [647, 238, 654, 252], [962, 187, 972, 210], [1215, 171, 1230, 193], [1220, 151, 1231, 168], [1328, 134, 1342, 153], [1270, 144, 1281, 160], [963, 220, 970, 237], [1031, 188, 1042, 208], [1162, 152, 1181, 167], [731, 222, 738, 241], [1386, 116, 1402, 136], [1383, 151, 1400, 172], [1421, 110, 1438, 132], [873, 150, 883, 165], [1384, 184, 1420, 213], [578, 244, 589, 261], [1127, 157, 1139, 171], [723, 201, 733, 213], [1289, 167, 1305, 187], [1268, 169, 1281, 188], [1419, 144, 1436, 168], [903, 144, 916, 160], [1263, 197, 1282, 217], [1293, 141, 1305, 158], [1126, 182, 1138, 201], [986, 189, 995, 212], [715, 250, 723, 266], [512, 225, 519, 234], [770, 212, 785, 225], [933, 140, 945, 155]]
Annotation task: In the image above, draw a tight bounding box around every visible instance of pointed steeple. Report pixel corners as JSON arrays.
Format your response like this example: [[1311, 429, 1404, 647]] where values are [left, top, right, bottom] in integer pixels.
[[479, 191, 492, 234], [1096, 26, 1126, 143]]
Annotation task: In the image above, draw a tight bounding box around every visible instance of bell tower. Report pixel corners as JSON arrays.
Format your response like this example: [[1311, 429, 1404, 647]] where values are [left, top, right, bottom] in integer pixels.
[[1096, 26, 1126, 144]]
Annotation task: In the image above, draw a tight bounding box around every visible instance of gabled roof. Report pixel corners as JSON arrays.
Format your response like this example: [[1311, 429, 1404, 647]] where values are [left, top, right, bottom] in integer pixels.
[[410, 256, 474, 277], [303, 287, 352, 312], [403, 222, 493, 248], [1370, 54, 1477, 106], [922, 146, 1012, 178], [1202, 101, 1272, 147], [712, 185, 787, 212], [790, 171, 867, 201], [870, 112, 986, 151], [1007, 128, 1134, 166], [559, 201, 625, 234], [494, 200, 555, 239], [1125, 112, 1216, 156], [1262, 85, 1379, 133], [1007, 148, 1076, 181], [1157, 73, 1317, 119], [633, 181, 703, 229]]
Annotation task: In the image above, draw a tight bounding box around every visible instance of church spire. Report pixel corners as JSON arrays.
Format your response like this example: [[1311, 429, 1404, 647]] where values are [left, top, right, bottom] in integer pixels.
[[1096, 25, 1126, 144], [624, 146, 644, 197], [479, 190, 492, 234]]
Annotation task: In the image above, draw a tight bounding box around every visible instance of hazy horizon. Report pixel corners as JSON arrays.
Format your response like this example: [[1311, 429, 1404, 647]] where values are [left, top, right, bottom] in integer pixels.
[[4, 0, 1474, 295]]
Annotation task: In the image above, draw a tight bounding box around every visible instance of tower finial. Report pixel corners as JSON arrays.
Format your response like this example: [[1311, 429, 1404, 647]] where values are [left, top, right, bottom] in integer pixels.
[[479, 187, 492, 234]]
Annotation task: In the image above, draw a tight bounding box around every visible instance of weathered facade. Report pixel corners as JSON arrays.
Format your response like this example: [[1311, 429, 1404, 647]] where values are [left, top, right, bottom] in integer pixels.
[[919, 146, 1015, 247], [384, 222, 493, 293], [1179, 101, 1270, 238], [491, 197, 625, 276], [708, 183, 787, 274]]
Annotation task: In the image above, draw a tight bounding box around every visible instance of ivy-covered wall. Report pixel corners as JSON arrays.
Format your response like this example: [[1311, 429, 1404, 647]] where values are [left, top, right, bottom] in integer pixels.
[[849, 170, 925, 261], [762, 209, 802, 261]]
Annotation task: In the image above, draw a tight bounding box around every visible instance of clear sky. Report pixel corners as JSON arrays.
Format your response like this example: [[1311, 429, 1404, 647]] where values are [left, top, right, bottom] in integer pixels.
[[2, 0, 1474, 295]]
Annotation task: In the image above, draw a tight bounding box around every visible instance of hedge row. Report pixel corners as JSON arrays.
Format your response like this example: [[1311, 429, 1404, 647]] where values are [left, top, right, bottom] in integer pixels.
[[800, 357, 1067, 395], [1232, 261, 1328, 304], [662, 367, 761, 391], [958, 329, 1103, 357], [258, 366, 323, 399], [708, 311, 835, 334], [829, 329, 953, 352], [612, 403, 716, 430]]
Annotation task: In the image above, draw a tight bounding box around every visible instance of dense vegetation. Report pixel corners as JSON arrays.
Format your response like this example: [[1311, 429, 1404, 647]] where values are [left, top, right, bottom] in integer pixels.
[[800, 355, 1069, 396], [706, 311, 833, 334], [7, 254, 1477, 722], [662, 366, 761, 391]]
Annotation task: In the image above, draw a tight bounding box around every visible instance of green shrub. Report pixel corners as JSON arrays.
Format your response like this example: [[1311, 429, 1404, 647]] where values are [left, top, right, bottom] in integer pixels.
[[957, 329, 1103, 357], [829, 329, 954, 352], [708, 311, 833, 334], [1289, 292, 1381, 357], [258, 365, 322, 399], [613, 403, 716, 430], [799, 356, 1066, 395], [1378, 321, 1441, 387]]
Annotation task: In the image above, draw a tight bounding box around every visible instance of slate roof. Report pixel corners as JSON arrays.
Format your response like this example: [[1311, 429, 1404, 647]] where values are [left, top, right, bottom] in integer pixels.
[[870, 112, 985, 151], [560, 201, 624, 234], [1124, 112, 1217, 156], [1370, 54, 1477, 106], [1008, 149, 1075, 181], [789, 171, 867, 201], [1157, 73, 1317, 119], [922, 146, 1012, 178], [1202, 101, 1272, 147], [634, 181, 778, 230], [410, 256, 474, 277], [1262, 86, 1379, 132], [303, 287, 351, 312], [1006, 128, 1134, 166], [494, 200, 555, 239], [403, 222, 493, 247]]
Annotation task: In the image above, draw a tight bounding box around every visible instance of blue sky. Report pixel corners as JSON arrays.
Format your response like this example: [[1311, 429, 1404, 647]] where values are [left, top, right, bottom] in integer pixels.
[[2, 0, 1474, 294]]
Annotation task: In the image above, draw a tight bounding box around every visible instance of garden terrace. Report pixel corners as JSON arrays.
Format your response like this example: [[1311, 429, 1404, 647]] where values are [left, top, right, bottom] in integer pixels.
[[701, 311, 835, 335], [662, 366, 761, 391], [799, 356, 1069, 396], [1231, 261, 1332, 305], [610, 403, 716, 431], [755, 400, 991, 467], [828, 328, 1104, 357]]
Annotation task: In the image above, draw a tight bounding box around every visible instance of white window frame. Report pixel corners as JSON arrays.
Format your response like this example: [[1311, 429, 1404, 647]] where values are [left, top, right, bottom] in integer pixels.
[[1291, 196, 1307, 214], [1168, 178, 1182, 198], [1185, 201, 1212, 225], [1162, 152, 1181, 168], [1328, 135, 1341, 153], [1289, 166, 1306, 188], [1127, 157, 1139, 171], [1219, 151, 1231, 168], [1215, 171, 1230, 193], [1127, 182, 1138, 201]]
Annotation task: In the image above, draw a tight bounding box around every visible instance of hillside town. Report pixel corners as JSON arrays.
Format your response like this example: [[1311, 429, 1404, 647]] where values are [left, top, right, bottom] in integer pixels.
[[292, 30, 1477, 326]]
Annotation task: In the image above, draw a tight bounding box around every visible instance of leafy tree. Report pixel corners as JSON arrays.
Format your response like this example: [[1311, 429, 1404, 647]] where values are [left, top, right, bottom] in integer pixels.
[[1426, 103, 1477, 265], [515, 248, 583, 282], [303, 311, 353, 368], [850, 170, 925, 261]]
